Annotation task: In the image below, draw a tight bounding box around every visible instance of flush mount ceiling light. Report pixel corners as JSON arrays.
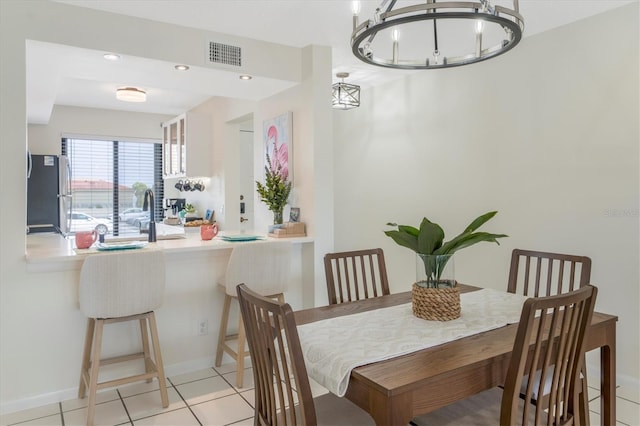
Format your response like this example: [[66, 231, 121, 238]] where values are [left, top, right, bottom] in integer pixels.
[[332, 72, 360, 110], [103, 53, 121, 61], [116, 87, 146, 103], [351, 0, 524, 69], [174, 64, 190, 71], [239, 74, 253, 80]]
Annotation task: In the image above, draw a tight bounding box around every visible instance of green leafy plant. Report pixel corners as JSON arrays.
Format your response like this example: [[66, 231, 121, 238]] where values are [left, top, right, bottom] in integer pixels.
[[182, 203, 196, 214], [256, 153, 292, 224], [384, 211, 508, 287]]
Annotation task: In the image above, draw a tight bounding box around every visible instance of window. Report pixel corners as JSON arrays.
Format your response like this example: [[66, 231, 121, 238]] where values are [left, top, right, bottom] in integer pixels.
[[62, 137, 164, 236]]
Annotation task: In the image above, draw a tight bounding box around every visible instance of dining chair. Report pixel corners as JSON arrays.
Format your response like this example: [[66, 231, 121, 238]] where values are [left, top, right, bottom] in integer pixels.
[[324, 248, 390, 305], [215, 241, 292, 388], [508, 249, 592, 297], [508, 248, 592, 419], [236, 283, 375, 426], [78, 250, 169, 426], [412, 285, 598, 426]]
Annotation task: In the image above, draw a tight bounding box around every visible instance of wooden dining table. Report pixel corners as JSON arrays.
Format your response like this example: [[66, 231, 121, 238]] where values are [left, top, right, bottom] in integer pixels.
[[294, 284, 618, 426]]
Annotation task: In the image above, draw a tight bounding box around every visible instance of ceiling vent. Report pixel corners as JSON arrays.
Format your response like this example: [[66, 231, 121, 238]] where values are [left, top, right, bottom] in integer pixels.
[[208, 41, 242, 67]]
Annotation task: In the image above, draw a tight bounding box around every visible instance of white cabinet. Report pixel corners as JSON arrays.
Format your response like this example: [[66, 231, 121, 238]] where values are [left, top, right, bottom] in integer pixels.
[[162, 112, 209, 178]]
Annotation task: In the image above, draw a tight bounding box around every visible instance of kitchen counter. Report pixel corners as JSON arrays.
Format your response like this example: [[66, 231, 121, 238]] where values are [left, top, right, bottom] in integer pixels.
[[26, 232, 314, 272]]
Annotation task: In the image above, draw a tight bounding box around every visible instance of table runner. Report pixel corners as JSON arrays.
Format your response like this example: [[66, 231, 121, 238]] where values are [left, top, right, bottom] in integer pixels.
[[297, 288, 528, 397]]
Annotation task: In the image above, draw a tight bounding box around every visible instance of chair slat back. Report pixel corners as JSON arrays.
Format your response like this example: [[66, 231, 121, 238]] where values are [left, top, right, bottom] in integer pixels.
[[237, 284, 317, 426], [324, 248, 390, 305], [508, 249, 591, 297], [501, 285, 597, 426]]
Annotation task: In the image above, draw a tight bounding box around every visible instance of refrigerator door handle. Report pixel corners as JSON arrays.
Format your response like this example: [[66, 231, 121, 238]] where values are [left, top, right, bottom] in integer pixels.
[[27, 151, 32, 178]]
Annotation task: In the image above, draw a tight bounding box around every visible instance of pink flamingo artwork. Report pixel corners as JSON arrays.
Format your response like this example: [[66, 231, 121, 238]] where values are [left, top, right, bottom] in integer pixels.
[[266, 124, 289, 180]]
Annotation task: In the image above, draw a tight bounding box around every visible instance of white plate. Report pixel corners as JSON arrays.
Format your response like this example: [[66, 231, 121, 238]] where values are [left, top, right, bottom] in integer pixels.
[[95, 241, 148, 251]]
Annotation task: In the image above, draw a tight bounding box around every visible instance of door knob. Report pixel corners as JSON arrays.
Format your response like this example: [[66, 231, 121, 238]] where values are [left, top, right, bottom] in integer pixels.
[[240, 217, 249, 223]]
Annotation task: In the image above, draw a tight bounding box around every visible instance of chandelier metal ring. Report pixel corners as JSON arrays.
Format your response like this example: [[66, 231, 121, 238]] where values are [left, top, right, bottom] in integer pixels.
[[351, 1, 524, 70]]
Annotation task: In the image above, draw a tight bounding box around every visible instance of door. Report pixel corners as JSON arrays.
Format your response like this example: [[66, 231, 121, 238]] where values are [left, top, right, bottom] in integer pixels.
[[239, 124, 254, 233]]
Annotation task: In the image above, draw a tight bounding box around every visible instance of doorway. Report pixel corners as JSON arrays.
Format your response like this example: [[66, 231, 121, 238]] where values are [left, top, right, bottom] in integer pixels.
[[238, 119, 254, 233]]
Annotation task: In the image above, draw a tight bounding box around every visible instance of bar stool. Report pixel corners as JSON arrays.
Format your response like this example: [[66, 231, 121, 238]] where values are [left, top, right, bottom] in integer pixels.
[[78, 250, 169, 426], [215, 241, 292, 387]]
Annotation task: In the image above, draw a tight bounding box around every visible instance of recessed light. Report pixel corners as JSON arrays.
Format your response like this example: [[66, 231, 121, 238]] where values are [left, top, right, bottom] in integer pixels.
[[239, 74, 252, 80], [175, 64, 189, 71], [116, 87, 146, 102], [103, 53, 121, 61]]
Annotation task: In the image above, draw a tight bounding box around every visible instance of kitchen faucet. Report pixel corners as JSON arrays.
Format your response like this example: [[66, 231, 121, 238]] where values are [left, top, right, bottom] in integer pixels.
[[142, 189, 156, 242]]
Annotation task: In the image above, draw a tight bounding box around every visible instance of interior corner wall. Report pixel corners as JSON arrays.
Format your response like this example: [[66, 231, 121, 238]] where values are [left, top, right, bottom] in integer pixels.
[[332, 3, 639, 384]]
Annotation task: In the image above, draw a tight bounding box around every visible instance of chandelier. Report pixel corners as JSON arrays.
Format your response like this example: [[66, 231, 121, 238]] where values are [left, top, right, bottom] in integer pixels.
[[351, 0, 524, 70], [332, 72, 361, 109]]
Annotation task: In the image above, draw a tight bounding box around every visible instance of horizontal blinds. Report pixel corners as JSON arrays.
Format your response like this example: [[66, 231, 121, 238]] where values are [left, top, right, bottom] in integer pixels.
[[63, 138, 164, 236]]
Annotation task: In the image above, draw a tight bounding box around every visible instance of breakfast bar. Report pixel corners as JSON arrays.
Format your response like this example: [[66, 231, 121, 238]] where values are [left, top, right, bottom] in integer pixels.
[[23, 232, 315, 405]]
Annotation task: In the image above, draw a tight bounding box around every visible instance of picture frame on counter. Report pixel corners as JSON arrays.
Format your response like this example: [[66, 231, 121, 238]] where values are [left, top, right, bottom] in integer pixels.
[[289, 207, 300, 222]]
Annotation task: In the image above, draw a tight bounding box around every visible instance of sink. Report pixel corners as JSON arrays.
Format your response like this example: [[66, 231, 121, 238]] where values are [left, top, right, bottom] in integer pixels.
[[105, 223, 186, 242]]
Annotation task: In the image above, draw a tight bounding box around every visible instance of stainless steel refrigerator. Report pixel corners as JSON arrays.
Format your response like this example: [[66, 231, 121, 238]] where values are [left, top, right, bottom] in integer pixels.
[[27, 153, 71, 234]]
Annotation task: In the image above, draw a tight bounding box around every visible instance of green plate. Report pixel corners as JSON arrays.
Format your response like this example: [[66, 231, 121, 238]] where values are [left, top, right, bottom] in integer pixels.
[[220, 235, 265, 242]]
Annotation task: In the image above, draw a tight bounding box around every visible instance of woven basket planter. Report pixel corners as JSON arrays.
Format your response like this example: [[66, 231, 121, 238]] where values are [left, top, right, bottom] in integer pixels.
[[411, 282, 461, 321]]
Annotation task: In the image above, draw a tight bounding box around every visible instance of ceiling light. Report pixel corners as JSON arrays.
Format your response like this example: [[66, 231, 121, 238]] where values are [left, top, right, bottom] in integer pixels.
[[332, 72, 360, 110], [116, 87, 146, 103], [175, 64, 189, 71], [103, 53, 121, 61], [351, 0, 524, 70], [239, 74, 252, 80]]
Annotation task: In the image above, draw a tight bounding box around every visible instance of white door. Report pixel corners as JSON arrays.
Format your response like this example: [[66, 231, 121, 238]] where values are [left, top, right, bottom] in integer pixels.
[[238, 125, 254, 233]]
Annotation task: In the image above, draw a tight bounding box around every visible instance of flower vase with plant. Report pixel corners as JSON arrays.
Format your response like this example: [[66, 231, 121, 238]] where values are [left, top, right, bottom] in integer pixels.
[[256, 153, 292, 225], [385, 211, 508, 289]]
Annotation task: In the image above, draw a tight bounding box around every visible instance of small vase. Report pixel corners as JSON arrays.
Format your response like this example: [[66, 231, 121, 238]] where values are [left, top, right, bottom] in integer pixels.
[[273, 209, 284, 225], [416, 254, 455, 289]]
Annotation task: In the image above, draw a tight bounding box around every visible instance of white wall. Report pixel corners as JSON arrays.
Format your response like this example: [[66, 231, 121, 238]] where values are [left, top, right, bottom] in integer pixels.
[[28, 106, 172, 154], [333, 4, 639, 385]]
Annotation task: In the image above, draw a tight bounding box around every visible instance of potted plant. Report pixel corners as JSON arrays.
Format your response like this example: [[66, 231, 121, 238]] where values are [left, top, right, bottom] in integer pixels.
[[256, 153, 292, 225], [384, 211, 507, 320]]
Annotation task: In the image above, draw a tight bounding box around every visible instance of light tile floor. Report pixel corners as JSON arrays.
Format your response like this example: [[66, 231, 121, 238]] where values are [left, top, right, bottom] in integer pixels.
[[1, 365, 639, 425]]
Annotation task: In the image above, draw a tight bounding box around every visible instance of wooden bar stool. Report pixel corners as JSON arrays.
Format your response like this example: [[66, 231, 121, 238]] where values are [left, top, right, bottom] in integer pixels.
[[78, 250, 169, 426], [215, 241, 292, 388]]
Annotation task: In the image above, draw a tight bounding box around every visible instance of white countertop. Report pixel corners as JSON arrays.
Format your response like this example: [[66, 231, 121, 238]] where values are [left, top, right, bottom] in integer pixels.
[[26, 232, 313, 271]]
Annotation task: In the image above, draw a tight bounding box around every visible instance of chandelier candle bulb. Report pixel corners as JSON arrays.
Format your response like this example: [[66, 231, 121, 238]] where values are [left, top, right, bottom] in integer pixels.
[[352, 1, 360, 28], [392, 29, 399, 64]]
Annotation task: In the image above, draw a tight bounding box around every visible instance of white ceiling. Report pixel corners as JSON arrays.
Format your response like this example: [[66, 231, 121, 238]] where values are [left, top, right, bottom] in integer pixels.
[[29, 0, 632, 124]]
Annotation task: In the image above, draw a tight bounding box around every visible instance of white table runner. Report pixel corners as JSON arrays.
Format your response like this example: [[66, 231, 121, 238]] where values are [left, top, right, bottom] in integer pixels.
[[297, 288, 528, 397]]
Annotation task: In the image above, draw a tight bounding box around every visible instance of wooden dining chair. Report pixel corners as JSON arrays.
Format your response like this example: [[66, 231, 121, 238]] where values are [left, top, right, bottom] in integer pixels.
[[508, 248, 592, 420], [508, 249, 592, 297], [412, 285, 598, 426], [324, 248, 390, 305], [236, 283, 375, 426]]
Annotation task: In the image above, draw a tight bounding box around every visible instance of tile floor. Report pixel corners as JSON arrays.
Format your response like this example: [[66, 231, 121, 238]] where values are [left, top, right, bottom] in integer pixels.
[[1, 365, 639, 425]]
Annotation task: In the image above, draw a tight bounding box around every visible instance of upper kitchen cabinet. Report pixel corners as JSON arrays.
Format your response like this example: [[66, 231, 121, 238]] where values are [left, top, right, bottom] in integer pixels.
[[162, 112, 210, 178]]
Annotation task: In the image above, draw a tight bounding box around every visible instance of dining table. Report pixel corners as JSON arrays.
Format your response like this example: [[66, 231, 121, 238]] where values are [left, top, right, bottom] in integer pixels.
[[294, 284, 617, 426]]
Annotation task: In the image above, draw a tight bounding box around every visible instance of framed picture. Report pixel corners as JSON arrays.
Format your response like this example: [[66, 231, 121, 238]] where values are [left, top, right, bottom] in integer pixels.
[[263, 112, 292, 184], [289, 207, 300, 222]]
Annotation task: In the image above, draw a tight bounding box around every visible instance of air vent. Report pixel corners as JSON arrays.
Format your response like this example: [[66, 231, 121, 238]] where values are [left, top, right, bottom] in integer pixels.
[[208, 42, 242, 67]]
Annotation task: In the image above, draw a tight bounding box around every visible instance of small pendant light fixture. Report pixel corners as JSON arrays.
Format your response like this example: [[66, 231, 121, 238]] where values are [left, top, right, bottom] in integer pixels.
[[332, 72, 360, 110]]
